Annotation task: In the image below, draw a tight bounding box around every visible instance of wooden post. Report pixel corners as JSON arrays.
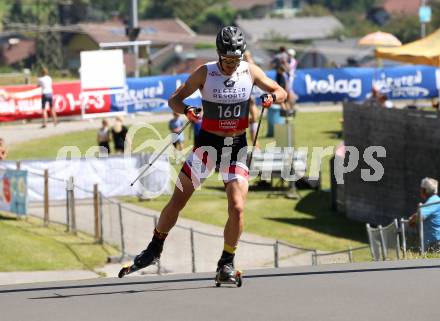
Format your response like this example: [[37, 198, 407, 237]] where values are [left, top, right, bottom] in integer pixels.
[[93, 184, 101, 242], [69, 177, 77, 235], [348, 246, 353, 263], [65, 180, 71, 233], [44, 169, 49, 226], [190, 228, 196, 273]]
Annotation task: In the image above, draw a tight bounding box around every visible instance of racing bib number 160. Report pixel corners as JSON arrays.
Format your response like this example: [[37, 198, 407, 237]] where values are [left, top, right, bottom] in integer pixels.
[[218, 105, 241, 118]]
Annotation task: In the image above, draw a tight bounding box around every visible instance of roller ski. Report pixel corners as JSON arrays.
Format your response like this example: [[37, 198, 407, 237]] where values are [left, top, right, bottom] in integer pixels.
[[118, 239, 162, 278], [215, 262, 243, 288]]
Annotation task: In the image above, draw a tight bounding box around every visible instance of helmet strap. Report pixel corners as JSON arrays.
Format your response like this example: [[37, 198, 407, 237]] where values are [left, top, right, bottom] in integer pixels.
[[217, 55, 227, 73]]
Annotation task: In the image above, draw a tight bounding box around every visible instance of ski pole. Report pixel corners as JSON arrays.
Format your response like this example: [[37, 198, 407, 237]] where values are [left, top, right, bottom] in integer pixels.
[[247, 106, 265, 169], [130, 120, 191, 186]]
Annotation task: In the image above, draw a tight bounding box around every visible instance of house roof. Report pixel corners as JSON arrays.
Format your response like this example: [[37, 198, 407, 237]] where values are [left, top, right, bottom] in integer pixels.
[[303, 38, 374, 66], [236, 16, 344, 42], [76, 18, 213, 46], [0, 38, 35, 65], [228, 0, 275, 10], [383, 0, 419, 16]]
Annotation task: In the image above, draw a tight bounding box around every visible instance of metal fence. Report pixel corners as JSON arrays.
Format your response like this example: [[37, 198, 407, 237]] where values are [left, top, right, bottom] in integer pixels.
[[312, 246, 369, 265], [366, 219, 401, 261], [16, 164, 375, 272], [366, 200, 440, 260]]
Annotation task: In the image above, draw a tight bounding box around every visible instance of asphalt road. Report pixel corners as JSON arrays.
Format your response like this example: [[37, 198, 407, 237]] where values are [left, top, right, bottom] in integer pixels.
[[1, 259, 439, 321]]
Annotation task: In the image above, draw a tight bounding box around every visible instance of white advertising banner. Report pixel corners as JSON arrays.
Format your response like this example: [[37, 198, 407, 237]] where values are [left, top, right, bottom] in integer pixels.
[[0, 154, 171, 202]]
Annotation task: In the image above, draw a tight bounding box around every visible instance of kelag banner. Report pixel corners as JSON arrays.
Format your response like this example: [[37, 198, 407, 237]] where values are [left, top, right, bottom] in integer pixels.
[[111, 65, 440, 112], [0, 169, 27, 215], [294, 65, 440, 103], [0, 65, 439, 121]]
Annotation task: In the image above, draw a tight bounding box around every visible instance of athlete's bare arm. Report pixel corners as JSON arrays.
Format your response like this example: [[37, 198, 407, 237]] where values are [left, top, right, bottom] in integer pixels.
[[250, 64, 287, 104], [168, 66, 207, 114]]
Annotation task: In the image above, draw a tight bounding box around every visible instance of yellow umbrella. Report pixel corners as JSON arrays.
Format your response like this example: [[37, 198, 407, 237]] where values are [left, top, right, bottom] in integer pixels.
[[358, 31, 402, 82], [358, 31, 402, 47]]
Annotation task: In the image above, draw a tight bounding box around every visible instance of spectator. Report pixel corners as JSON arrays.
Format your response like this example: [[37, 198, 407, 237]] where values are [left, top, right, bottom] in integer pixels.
[[111, 117, 128, 154], [409, 177, 440, 252], [432, 98, 439, 110], [286, 48, 298, 115], [97, 119, 111, 155], [271, 46, 289, 111], [37, 67, 58, 128], [365, 85, 381, 106], [379, 93, 394, 109], [0, 138, 7, 160], [192, 118, 202, 146], [168, 112, 185, 151], [243, 51, 260, 145]]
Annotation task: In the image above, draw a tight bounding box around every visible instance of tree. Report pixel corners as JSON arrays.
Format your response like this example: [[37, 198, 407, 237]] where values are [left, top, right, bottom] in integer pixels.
[[430, 1, 440, 32], [35, 1, 63, 71], [9, 0, 24, 23], [383, 14, 420, 43], [296, 4, 331, 17], [143, 0, 223, 24], [334, 10, 377, 37], [191, 5, 236, 33], [306, 0, 375, 12], [5, 0, 37, 25]]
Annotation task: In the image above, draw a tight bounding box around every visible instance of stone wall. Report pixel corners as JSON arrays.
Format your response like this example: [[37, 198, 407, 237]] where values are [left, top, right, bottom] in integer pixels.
[[342, 102, 440, 225]]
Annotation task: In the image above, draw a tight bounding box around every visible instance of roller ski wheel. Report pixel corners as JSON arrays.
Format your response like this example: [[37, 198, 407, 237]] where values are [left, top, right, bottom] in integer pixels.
[[215, 270, 243, 288]]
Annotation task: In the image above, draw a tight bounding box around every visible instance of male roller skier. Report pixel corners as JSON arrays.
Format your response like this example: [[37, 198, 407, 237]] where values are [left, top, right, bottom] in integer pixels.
[[133, 26, 287, 281]]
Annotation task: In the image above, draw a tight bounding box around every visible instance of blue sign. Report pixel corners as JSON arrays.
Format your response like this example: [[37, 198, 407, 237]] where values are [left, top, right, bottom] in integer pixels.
[[110, 65, 440, 112], [110, 74, 200, 113], [0, 169, 27, 215], [419, 6, 432, 23]]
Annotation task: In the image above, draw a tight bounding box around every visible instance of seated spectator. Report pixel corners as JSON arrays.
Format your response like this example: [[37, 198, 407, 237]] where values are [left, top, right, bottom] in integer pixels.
[[97, 119, 111, 155], [432, 98, 439, 110], [112, 117, 128, 154], [0, 138, 7, 160], [379, 93, 394, 109], [364, 85, 381, 106], [409, 177, 440, 252], [168, 112, 185, 151]]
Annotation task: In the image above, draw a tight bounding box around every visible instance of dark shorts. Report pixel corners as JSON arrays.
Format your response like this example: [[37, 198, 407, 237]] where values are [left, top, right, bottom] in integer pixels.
[[42, 94, 53, 109], [275, 72, 287, 89], [99, 142, 110, 154], [181, 129, 249, 187]]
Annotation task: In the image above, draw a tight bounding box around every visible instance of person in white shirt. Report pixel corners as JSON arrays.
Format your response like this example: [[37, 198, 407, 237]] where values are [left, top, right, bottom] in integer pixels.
[[37, 67, 57, 128], [286, 49, 297, 113], [97, 119, 111, 154], [0, 138, 7, 160]]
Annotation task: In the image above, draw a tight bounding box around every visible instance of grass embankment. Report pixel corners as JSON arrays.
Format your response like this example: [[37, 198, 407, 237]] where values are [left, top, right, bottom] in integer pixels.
[[8, 111, 371, 259], [0, 212, 118, 272]]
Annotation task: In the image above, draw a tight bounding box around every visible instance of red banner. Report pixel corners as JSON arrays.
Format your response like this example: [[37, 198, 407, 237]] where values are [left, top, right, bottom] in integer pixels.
[[0, 81, 111, 122]]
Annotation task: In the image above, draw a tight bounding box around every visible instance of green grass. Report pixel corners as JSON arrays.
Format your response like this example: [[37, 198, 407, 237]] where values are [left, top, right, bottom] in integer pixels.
[[8, 111, 371, 258], [0, 212, 118, 272]]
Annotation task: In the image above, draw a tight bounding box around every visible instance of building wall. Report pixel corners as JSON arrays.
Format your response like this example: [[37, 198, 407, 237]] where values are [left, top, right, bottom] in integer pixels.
[[64, 34, 99, 69], [343, 102, 440, 225]]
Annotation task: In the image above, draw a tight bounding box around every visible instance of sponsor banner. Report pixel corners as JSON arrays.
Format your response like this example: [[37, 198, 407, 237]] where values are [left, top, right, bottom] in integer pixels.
[[112, 66, 439, 110], [1, 65, 438, 121], [0, 155, 170, 202], [110, 74, 201, 113], [294, 65, 439, 102], [0, 169, 27, 215], [0, 81, 111, 122]]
